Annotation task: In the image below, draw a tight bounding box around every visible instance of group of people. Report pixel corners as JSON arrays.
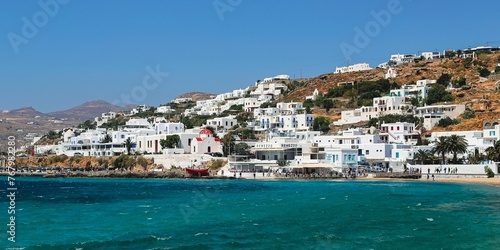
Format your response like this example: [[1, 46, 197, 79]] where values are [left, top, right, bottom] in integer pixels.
[[432, 167, 458, 174]]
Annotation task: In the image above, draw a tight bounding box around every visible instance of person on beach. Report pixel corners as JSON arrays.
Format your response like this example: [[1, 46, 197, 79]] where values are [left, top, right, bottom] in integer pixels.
[[427, 174, 429, 180], [432, 174, 434, 181]]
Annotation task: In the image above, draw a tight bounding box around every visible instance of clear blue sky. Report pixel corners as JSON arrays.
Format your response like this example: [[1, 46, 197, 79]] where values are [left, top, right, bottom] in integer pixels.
[[1, 0, 499, 112]]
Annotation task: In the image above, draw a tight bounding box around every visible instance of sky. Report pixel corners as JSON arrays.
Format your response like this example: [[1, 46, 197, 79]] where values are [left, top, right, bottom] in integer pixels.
[[1, 0, 499, 113]]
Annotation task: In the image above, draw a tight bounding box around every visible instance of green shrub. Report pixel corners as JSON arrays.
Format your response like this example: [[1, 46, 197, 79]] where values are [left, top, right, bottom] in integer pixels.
[[437, 117, 460, 127], [462, 110, 475, 119], [484, 166, 495, 178]]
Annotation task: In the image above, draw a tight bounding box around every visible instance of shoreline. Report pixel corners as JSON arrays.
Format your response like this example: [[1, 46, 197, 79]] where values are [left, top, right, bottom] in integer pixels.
[[3, 171, 499, 186]]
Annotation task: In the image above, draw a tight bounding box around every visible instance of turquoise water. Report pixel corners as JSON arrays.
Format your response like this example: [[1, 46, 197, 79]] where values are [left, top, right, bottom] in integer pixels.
[[1, 177, 499, 249]]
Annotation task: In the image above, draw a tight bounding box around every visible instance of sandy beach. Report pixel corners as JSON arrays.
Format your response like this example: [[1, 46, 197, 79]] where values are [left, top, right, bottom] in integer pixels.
[[424, 176, 500, 186]]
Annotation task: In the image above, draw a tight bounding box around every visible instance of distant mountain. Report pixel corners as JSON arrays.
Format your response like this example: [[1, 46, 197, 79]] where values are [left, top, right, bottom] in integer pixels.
[[175, 92, 216, 102], [7, 107, 47, 118], [47, 100, 131, 121]]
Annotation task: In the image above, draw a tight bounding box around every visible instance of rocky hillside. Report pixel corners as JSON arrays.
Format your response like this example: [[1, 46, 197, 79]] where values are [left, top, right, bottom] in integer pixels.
[[281, 52, 500, 132], [175, 92, 216, 102]]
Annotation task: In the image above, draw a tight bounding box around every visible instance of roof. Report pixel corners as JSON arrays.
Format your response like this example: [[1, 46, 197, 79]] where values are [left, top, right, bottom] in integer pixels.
[[215, 138, 220, 142], [199, 128, 213, 135], [195, 137, 202, 141]]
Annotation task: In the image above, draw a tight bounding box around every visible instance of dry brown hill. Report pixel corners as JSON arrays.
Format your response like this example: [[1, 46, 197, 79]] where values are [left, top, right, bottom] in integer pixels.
[[175, 92, 216, 102], [280, 53, 500, 132]]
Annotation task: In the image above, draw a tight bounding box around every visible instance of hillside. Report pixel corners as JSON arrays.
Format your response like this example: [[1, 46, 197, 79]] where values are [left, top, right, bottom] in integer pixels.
[[280, 53, 500, 132], [8, 107, 48, 118], [47, 100, 131, 121], [0, 100, 132, 146], [175, 92, 216, 102]]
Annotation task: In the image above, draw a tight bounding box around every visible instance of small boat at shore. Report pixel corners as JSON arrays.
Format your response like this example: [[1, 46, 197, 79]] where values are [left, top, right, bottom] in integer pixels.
[[185, 167, 210, 175]]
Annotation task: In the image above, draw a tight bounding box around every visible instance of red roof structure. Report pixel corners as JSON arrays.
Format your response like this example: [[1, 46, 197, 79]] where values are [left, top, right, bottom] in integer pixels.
[[199, 128, 213, 135]]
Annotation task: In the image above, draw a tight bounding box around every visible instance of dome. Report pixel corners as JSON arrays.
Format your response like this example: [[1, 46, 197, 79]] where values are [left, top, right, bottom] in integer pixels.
[[199, 128, 213, 135]]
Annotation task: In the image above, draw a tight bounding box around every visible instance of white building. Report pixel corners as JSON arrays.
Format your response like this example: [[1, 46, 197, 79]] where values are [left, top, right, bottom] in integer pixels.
[[385, 67, 397, 79], [481, 120, 500, 149], [334, 63, 371, 74], [306, 88, 328, 101], [154, 122, 185, 135], [206, 116, 238, 130], [389, 79, 434, 103], [379, 122, 420, 145], [95, 112, 117, 127], [421, 51, 441, 60], [191, 128, 222, 154], [378, 54, 418, 68], [430, 130, 484, 154], [156, 105, 174, 114], [314, 128, 391, 160], [253, 102, 314, 133], [414, 104, 466, 130], [172, 97, 192, 104]]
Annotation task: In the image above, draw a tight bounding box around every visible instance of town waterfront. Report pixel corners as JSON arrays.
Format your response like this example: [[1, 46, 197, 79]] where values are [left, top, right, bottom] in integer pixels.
[[1, 177, 499, 249]]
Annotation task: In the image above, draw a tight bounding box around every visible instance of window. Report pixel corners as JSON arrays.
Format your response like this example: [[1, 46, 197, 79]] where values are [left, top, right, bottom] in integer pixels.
[[366, 150, 369, 155], [121, 135, 125, 139], [395, 152, 399, 158]]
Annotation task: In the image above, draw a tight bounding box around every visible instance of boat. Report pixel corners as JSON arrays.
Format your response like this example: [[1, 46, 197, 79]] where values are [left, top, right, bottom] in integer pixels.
[[185, 167, 210, 175]]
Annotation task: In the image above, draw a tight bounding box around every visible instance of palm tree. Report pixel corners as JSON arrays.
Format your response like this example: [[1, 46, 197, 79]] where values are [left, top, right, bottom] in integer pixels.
[[124, 137, 133, 155], [486, 141, 500, 162], [447, 135, 468, 164], [101, 134, 112, 143], [414, 149, 431, 164], [433, 136, 449, 165], [468, 148, 485, 164]]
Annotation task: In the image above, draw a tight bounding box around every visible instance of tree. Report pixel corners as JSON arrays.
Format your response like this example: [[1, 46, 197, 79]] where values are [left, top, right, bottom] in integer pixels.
[[276, 158, 290, 167], [78, 120, 96, 130], [426, 84, 454, 105], [436, 73, 451, 86], [113, 155, 135, 171], [414, 149, 431, 164], [462, 110, 475, 119], [433, 136, 449, 165], [234, 143, 250, 155], [45, 130, 61, 140], [447, 135, 468, 163], [313, 116, 331, 134], [437, 117, 460, 127], [478, 67, 491, 77], [486, 141, 500, 162], [136, 156, 148, 171], [221, 131, 235, 156], [468, 148, 485, 164], [160, 135, 181, 149], [101, 134, 112, 143], [322, 99, 334, 112], [124, 138, 133, 155]]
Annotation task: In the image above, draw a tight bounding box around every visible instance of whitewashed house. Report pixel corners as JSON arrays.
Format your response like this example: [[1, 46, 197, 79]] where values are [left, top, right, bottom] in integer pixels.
[[379, 122, 420, 145], [190, 128, 222, 154]]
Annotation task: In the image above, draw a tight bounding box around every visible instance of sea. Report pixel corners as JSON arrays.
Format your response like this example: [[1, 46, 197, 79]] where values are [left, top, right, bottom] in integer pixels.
[[1, 177, 499, 250]]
